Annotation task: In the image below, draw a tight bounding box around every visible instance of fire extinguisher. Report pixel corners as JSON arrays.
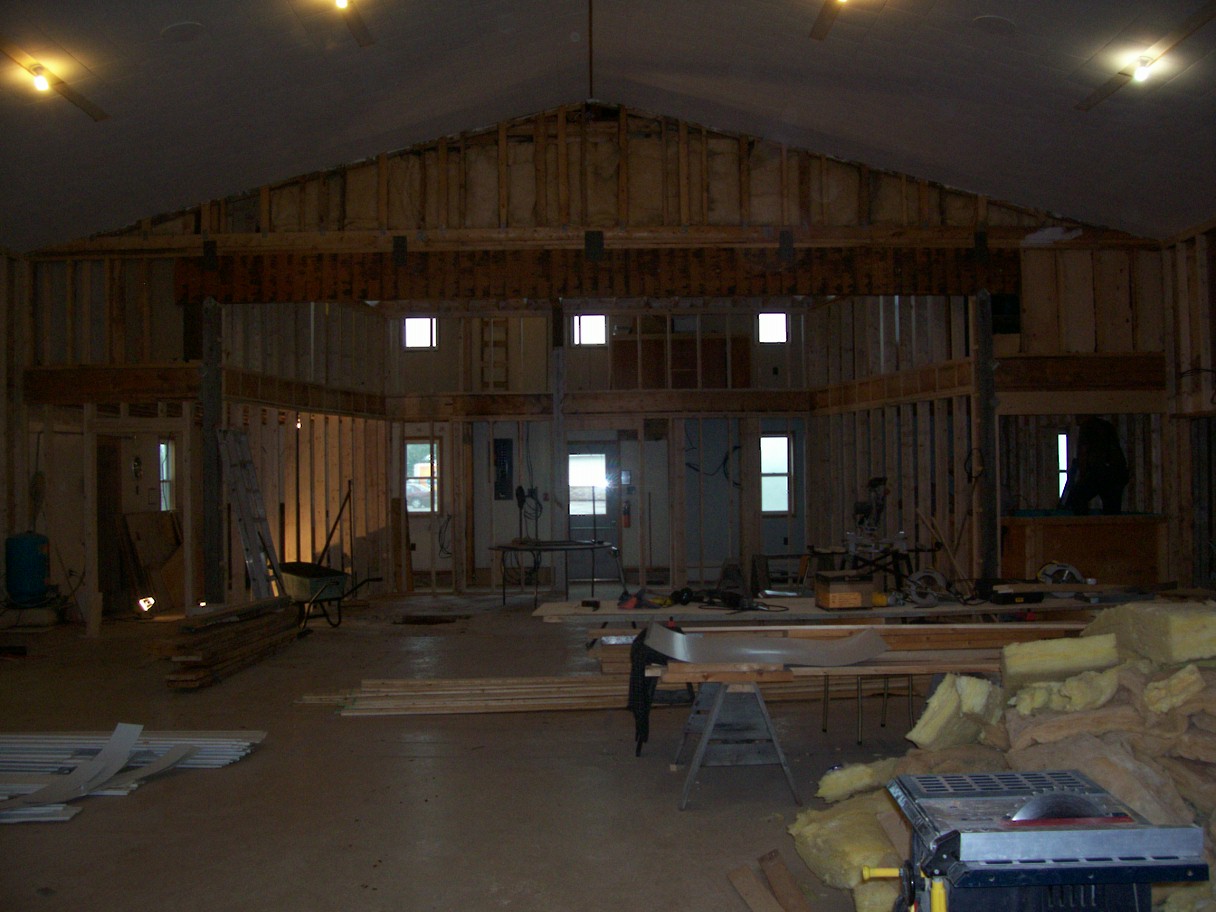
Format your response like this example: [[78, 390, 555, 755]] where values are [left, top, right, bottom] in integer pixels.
[[622, 499, 631, 528]]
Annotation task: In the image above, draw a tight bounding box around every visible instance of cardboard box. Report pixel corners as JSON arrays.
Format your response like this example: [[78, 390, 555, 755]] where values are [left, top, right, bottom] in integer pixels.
[[815, 570, 874, 609]]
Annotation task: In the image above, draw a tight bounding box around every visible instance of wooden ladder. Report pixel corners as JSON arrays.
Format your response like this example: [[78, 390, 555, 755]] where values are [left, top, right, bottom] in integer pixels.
[[217, 428, 284, 599], [480, 317, 509, 391]]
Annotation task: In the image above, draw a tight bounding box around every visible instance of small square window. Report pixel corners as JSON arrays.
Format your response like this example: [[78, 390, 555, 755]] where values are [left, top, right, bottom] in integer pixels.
[[403, 317, 437, 349], [758, 312, 787, 344], [572, 314, 607, 346]]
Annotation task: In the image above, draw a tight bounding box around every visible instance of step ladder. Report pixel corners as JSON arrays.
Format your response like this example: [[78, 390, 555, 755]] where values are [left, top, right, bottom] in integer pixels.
[[217, 428, 284, 599]]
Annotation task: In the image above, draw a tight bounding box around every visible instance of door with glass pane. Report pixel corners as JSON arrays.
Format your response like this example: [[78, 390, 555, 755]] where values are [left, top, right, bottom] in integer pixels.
[[567, 443, 621, 585]]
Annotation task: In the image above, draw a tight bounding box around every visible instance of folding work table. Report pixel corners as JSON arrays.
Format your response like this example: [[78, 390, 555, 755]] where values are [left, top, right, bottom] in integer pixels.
[[490, 539, 627, 606]]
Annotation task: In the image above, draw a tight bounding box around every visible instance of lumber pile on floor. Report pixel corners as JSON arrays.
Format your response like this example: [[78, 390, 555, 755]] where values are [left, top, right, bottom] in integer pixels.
[[158, 597, 298, 689], [788, 599, 1216, 912], [301, 674, 930, 717], [301, 675, 631, 715]]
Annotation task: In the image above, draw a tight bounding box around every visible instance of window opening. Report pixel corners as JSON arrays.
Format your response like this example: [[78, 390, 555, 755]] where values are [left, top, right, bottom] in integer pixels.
[[405, 440, 439, 513], [1058, 432, 1070, 500], [569, 453, 608, 515], [757, 312, 787, 344], [572, 314, 607, 346], [760, 434, 791, 514], [158, 439, 175, 511], [403, 316, 437, 349]]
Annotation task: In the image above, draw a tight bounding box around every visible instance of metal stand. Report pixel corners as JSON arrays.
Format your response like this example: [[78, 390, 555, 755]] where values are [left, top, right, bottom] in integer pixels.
[[674, 682, 800, 810]]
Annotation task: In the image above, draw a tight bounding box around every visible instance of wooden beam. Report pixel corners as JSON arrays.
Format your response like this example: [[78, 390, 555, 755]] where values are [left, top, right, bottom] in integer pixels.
[[565, 389, 813, 415], [23, 364, 203, 404], [994, 352, 1165, 391], [36, 223, 1152, 257]]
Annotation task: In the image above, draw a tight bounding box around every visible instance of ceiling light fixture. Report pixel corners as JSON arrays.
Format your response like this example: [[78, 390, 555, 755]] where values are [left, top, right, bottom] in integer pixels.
[[1077, 0, 1216, 111], [31, 64, 49, 91], [1133, 56, 1154, 82], [335, 0, 348, 8]]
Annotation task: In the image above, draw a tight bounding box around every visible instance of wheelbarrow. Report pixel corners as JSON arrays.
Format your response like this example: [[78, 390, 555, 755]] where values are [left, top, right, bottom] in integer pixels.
[[280, 561, 378, 629]]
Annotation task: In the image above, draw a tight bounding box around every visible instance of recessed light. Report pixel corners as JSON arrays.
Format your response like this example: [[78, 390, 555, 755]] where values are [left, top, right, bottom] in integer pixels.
[[972, 15, 1016, 37], [160, 21, 205, 43]]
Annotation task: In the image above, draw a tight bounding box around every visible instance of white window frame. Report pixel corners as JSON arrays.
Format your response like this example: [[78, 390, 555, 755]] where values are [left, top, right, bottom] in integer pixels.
[[1058, 431, 1070, 499], [405, 439, 440, 514], [572, 314, 607, 347], [403, 316, 438, 350], [760, 434, 792, 515], [757, 312, 788, 344], [158, 438, 175, 512]]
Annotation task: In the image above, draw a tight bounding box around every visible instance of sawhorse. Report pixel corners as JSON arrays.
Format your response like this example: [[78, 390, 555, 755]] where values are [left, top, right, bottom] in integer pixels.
[[674, 681, 801, 810]]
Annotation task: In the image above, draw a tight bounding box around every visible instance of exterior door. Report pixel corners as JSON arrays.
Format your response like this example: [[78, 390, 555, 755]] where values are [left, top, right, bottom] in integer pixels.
[[567, 442, 620, 584]]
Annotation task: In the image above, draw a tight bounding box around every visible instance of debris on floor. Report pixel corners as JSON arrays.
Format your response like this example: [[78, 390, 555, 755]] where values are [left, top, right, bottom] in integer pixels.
[[789, 599, 1216, 911], [0, 724, 265, 823]]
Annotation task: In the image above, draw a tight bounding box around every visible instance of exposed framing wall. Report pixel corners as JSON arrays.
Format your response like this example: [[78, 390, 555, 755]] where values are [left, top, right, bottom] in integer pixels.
[[13, 104, 1190, 605]]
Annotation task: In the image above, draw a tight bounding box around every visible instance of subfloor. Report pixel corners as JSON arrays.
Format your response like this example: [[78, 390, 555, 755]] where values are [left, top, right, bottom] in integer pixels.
[[0, 589, 915, 912]]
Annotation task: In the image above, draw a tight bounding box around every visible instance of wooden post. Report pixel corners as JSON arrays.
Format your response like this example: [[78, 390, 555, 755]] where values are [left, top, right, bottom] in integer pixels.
[[973, 291, 999, 580], [201, 296, 224, 603]]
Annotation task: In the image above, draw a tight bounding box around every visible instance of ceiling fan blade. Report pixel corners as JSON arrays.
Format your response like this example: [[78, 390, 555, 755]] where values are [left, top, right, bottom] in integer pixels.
[[1075, 70, 1131, 112], [53, 81, 109, 121], [810, 0, 844, 41], [343, 4, 375, 48]]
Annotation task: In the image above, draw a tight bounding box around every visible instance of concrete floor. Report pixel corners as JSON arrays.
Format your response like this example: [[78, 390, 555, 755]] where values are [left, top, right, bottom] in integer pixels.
[[1, 592, 914, 912]]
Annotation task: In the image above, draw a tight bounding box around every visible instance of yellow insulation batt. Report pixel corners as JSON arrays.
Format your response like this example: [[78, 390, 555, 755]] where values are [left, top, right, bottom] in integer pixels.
[[905, 673, 1003, 751], [1083, 601, 1216, 665], [788, 790, 901, 890], [1001, 632, 1118, 691]]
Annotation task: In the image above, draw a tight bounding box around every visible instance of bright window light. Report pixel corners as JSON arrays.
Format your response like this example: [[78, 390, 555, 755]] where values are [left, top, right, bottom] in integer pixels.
[[760, 434, 792, 514], [158, 439, 175, 511], [405, 440, 439, 513], [403, 317, 437, 349], [572, 314, 607, 346], [758, 312, 787, 344], [569, 453, 608, 515], [1058, 432, 1070, 499]]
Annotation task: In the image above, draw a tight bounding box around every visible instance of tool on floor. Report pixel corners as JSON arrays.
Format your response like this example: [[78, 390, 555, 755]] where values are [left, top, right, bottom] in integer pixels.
[[618, 586, 660, 610], [877, 770, 1209, 912]]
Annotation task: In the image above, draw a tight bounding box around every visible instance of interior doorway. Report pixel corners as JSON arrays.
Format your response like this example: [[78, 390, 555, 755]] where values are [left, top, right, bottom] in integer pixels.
[[96, 436, 126, 614]]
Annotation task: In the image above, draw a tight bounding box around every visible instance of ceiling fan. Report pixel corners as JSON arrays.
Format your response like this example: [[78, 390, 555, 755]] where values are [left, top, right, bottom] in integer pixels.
[[809, 0, 847, 41], [336, 0, 375, 48]]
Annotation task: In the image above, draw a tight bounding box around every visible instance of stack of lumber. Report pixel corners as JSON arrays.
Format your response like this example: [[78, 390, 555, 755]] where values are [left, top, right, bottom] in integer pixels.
[[590, 621, 1085, 675], [787, 599, 1216, 912], [158, 597, 298, 689], [301, 675, 630, 716]]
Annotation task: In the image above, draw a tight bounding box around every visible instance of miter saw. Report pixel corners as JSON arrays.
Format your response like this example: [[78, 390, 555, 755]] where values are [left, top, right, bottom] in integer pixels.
[[867, 770, 1208, 912]]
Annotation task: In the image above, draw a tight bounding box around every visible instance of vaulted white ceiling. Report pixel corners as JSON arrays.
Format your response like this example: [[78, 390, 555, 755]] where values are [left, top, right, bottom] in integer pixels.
[[2, 0, 1214, 253]]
